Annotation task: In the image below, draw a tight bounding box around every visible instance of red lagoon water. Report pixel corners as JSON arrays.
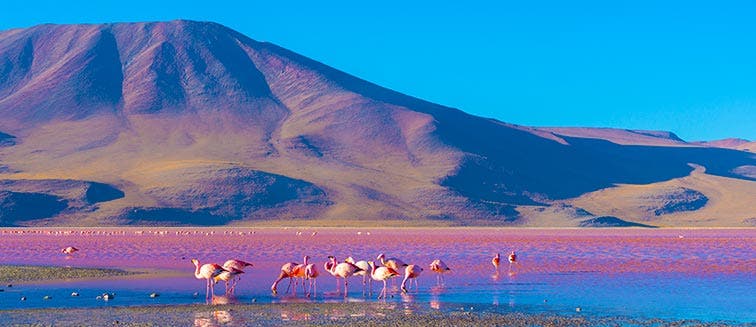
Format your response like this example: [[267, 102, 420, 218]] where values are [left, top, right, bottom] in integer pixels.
[[0, 228, 754, 322]]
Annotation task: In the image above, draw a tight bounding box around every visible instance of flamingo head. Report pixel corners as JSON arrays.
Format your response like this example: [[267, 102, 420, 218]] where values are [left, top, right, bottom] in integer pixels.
[[303, 255, 310, 264], [376, 253, 385, 261], [191, 259, 199, 266], [344, 257, 356, 264], [327, 255, 336, 263], [367, 261, 375, 268], [495, 253, 500, 258]]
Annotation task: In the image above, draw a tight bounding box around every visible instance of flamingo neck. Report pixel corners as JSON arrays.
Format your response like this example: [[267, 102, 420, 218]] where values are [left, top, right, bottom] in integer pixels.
[[193, 261, 202, 279], [369, 263, 376, 278], [328, 259, 337, 274]]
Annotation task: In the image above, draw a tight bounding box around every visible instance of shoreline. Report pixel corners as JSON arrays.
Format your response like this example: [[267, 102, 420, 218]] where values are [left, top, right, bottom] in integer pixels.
[[0, 302, 748, 327]]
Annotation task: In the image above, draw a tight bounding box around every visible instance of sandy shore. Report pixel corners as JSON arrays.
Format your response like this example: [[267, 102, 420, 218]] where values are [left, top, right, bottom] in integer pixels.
[[0, 302, 744, 327], [0, 265, 143, 284]]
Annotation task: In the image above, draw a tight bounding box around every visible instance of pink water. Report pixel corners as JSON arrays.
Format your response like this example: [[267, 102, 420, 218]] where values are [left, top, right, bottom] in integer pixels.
[[0, 228, 754, 322]]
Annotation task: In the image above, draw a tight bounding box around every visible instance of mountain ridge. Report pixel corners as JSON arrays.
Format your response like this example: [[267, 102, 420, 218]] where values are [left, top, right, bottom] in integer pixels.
[[0, 21, 753, 227]]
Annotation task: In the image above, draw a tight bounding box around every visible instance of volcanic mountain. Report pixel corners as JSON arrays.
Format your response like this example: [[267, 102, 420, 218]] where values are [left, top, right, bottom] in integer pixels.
[[0, 20, 754, 227]]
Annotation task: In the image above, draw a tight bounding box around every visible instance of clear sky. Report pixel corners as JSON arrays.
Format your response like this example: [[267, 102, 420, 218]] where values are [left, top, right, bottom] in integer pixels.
[[2, 0, 755, 141]]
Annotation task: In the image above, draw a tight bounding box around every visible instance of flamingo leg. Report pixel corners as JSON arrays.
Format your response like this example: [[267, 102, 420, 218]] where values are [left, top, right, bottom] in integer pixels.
[[344, 278, 349, 297], [380, 280, 388, 299], [285, 277, 292, 293], [206, 279, 211, 301]]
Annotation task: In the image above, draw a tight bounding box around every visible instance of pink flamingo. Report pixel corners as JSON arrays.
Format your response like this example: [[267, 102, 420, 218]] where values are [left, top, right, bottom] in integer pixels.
[[221, 259, 253, 292], [345, 257, 371, 291], [492, 253, 501, 271], [508, 251, 518, 271], [401, 264, 423, 293], [304, 258, 319, 297], [191, 259, 227, 300], [289, 256, 311, 295], [429, 259, 451, 284], [271, 261, 299, 295], [324, 258, 340, 292], [327, 256, 362, 296], [369, 261, 400, 299], [61, 246, 78, 255], [214, 268, 244, 294], [376, 253, 407, 270]]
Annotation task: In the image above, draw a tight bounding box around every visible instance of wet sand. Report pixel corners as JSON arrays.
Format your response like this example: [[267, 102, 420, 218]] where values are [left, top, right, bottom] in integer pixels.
[[0, 265, 142, 284], [0, 302, 744, 327]]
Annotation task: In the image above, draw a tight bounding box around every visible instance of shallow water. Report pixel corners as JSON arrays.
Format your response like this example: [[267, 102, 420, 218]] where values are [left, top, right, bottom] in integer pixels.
[[0, 228, 753, 323]]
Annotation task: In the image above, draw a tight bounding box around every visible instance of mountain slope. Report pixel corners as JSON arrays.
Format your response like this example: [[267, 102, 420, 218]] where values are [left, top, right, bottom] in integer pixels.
[[0, 20, 753, 227]]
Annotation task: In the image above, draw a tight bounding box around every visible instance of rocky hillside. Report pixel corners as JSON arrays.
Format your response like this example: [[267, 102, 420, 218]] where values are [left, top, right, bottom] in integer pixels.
[[0, 21, 753, 227]]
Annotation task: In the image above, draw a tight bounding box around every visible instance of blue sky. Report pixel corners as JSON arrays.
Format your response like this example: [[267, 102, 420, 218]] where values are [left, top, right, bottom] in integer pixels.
[[2, 0, 755, 141]]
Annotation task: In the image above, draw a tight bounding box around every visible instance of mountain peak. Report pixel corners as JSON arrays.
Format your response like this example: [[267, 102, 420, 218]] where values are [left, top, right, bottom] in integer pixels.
[[0, 20, 279, 132]]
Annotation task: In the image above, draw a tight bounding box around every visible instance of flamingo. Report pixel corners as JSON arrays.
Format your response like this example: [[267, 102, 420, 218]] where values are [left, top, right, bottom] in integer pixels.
[[271, 261, 299, 295], [369, 261, 400, 299], [61, 246, 78, 255], [492, 253, 501, 271], [430, 259, 451, 284], [327, 256, 363, 296], [376, 253, 407, 270], [221, 259, 253, 291], [214, 268, 245, 294], [377, 253, 407, 287], [304, 259, 319, 297], [345, 257, 371, 291], [192, 259, 227, 300], [288, 256, 311, 295], [401, 264, 423, 293], [508, 251, 518, 270], [324, 259, 340, 293]]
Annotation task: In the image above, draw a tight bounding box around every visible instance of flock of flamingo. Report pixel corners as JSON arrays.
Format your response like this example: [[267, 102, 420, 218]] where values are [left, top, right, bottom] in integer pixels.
[[190, 251, 518, 301]]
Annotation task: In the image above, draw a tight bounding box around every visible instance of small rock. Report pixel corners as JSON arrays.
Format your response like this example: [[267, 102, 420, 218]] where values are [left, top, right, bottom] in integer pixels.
[[6, 284, 12, 287], [71, 292, 80, 297], [102, 293, 114, 300], [192, 292, 199, 298], [20, 296, 26, 301], [43, 295, 52, 300], [96, 296, 102, 300], [252, 298, 257, 303], [576, 307, 582, 312], [0, 289, 4, 292], [149, 292, 159, 298]]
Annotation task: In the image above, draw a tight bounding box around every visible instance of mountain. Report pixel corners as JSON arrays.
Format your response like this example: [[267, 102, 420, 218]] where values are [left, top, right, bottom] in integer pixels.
[[693, 138, 754, 152], [1, 20, 754, 227]]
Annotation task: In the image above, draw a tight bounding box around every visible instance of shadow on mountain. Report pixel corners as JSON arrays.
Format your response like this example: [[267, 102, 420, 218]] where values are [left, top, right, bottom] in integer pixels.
[[122, 207, 232, 226], [0, 131, 15, 146], [579, 216, 656, 228], [441, 133, 754, 204], [0, 191, 68, 226]]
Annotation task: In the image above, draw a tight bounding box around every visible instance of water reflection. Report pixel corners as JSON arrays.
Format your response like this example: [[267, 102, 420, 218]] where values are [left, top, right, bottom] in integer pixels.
[[210, 295, 239, 305], [193, 310, 234, 327]]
